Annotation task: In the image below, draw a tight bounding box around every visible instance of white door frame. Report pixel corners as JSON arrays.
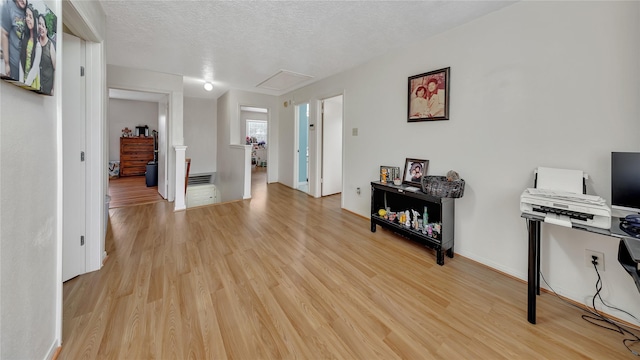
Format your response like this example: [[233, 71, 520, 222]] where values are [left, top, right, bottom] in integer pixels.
[[107, 90, 170, 200], [239, 104, 270, 183], [157, 99, 169, 199], [294, 105, 301, 189], [294, 102, 309, 191]]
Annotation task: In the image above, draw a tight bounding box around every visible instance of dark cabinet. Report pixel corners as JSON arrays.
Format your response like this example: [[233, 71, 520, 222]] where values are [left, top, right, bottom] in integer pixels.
[[120, 137, 154, 177], [370, 181, 455, 265]]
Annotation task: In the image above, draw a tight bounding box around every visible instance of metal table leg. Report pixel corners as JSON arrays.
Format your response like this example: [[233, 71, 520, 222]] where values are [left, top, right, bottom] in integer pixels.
[[527, 219, 540, 324]]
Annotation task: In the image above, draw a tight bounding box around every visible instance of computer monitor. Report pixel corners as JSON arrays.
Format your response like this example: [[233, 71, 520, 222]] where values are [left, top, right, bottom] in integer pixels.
[[611, 152, 640, 214]]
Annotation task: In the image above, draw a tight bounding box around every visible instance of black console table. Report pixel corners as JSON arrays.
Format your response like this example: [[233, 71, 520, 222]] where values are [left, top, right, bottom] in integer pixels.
[[523, 213, 640, 324], [370, 181, 455, 265]]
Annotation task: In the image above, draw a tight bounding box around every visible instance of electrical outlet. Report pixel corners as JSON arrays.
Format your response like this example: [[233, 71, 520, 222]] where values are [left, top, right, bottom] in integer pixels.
[[585, 249, 605, 271], [356, 187, 361, 195]]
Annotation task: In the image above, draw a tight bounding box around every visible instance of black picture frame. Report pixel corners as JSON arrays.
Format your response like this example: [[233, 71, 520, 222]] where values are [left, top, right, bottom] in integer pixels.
[[380, 166, 400, 184], [403, 158, 429, 186], [407, 67, 450, 122]]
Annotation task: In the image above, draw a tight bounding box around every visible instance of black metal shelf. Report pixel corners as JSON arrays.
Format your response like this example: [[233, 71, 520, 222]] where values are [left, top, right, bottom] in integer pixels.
[[371, 181, 455, 265]]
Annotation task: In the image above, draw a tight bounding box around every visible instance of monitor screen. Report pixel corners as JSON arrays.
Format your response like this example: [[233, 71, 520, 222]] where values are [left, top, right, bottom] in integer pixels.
[[611, 152, 640, 214]]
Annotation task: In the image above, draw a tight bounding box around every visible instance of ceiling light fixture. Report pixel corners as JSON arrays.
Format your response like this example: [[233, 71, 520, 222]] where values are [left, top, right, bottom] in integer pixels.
[[204, 82, 213, 91]]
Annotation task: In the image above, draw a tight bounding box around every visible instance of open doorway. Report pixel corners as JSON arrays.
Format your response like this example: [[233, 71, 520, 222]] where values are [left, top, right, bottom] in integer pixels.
[[107, 91, 168, 208], [240, 106, 269, 192], [295, 102, 310, 193], [246, 119, 268, 167]]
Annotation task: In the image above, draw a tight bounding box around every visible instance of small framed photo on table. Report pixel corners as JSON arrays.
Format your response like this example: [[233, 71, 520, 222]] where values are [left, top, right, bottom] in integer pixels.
[[403, 158, 429, 186], [380, 166, 400, 184]]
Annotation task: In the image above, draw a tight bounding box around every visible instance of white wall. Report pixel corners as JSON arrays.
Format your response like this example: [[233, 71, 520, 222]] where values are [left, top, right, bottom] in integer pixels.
[[0, 0, 63, 356], [107, 65, 184, 202], [1, 76, 59, 360], [279, 1, 640, 325], [184, 97, 216, 175], [108, 99, 159, 161]]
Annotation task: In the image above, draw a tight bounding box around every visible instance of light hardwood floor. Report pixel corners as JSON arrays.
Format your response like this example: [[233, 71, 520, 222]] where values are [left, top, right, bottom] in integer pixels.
[[61, 168, 639, 359], [108, 175, 164, 208]]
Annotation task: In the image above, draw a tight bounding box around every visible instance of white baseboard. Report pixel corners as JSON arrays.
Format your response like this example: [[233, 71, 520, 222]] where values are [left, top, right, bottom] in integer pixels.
[[44, 339, 61, 360]]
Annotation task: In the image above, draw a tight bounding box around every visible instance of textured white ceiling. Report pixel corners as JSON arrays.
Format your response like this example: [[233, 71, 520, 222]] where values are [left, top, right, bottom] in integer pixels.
[[99, 0, 516, 99]]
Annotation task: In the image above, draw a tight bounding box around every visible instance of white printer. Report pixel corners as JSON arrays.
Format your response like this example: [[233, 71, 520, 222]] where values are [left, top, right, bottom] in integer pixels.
[[520, 167, 611, 229]]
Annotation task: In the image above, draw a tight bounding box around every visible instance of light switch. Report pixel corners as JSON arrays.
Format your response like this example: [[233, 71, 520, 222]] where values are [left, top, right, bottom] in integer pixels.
[[352, 128, 358, 136]]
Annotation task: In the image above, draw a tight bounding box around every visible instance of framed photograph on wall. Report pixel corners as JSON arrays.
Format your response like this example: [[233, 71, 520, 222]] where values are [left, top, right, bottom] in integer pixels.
[[0, 0, 58, 95], [407, 67, 450, 122], [403, 158, 429, 186]]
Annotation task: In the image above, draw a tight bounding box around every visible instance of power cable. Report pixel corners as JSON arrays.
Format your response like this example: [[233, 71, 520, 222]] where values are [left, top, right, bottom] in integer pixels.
[[538, 258, 640, 356]]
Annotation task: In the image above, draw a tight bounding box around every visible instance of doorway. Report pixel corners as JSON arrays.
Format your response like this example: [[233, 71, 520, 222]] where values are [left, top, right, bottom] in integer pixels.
[[246, 119, 268, 167], [321, 95, 343, 197], [295, 102, 310, 193], [106, 91, 168, 208], [240, 106, 269, 194]]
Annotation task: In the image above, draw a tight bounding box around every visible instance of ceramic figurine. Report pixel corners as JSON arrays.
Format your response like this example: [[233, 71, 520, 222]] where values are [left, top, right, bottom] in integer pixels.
[[411, 209, 420, 229]]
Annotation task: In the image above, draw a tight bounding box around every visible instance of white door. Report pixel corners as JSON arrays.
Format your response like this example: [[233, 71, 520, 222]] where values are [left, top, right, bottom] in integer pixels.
[[62, 33, 87, 281], [157, 100, 168, 199], [321, 95, 343, 196]]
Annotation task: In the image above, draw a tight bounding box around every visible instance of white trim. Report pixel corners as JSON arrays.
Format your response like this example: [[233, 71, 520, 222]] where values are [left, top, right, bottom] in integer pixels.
[[85, 41, 106, 274], [174, 146, 188, 211], [106, 65, 182, 204], [55, 2, 64, 346], [294, 106, 300, 189], [43, 341, 59, 360], [238, 104, 272, 184], [293, 101, 311, 191]]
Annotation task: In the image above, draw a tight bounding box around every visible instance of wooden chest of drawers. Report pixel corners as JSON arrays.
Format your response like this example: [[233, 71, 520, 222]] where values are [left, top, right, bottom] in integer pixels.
[[120, 137, 154, 177]]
